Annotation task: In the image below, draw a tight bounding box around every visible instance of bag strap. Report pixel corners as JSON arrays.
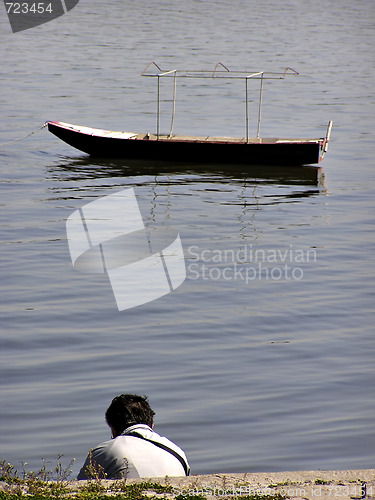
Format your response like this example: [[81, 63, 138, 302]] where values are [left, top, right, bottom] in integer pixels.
[[127, 432, 190, 476]]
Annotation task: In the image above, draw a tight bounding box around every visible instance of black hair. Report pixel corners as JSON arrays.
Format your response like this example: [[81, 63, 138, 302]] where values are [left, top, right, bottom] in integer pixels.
[[105, 394, 155, 436]]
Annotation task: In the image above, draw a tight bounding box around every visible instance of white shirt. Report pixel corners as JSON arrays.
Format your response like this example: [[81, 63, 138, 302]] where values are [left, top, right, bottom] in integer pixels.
[[77, 424, 190, 479]]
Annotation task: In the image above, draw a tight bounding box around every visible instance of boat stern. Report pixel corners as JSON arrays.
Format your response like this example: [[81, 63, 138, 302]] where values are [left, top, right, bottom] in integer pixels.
[[319, 121, 333, 162]]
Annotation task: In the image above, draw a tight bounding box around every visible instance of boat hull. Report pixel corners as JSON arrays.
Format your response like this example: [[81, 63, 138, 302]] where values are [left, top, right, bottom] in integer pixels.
[[47, 121, 327, 166]]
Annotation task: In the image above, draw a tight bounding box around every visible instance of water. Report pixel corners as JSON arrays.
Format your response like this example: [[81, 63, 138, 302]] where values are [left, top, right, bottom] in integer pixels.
[[1, 0, 374, 477]]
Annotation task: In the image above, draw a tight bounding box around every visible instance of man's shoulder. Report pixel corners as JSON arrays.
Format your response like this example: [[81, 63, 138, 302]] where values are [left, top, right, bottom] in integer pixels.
[[90, 438, 117, 455], [92, 433, 150, 454]]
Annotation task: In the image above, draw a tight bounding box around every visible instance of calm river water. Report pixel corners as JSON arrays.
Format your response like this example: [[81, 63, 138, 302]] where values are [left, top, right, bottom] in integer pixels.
[[0, 0, 374, 476]]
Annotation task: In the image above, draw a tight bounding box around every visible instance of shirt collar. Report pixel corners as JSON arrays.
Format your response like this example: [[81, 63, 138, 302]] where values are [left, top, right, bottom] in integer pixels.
[[121, 423, 153, 436]]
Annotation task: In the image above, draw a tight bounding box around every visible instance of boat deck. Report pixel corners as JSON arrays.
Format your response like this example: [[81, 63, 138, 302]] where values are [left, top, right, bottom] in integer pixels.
[[137, 133, 321, 145]]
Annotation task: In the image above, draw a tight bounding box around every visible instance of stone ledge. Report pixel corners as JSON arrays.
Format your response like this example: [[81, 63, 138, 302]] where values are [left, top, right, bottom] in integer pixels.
[[160, 469, 375, 499], [69, 469, 375, 499], [1, 469, 374, 500]]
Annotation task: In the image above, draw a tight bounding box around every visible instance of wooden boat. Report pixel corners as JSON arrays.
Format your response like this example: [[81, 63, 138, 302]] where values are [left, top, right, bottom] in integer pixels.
[[47, 63, 333, 166]]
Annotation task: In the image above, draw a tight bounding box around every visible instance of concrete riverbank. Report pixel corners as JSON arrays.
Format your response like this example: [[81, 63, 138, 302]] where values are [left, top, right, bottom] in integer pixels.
[[69, 469, 375, 500], [157, 469, 375, 500], [1, 469, 374, 499]]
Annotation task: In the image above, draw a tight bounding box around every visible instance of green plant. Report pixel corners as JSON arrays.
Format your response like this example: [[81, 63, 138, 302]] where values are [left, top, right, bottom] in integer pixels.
[[314, 478, 330, 485], [0, 456, 75, 499]]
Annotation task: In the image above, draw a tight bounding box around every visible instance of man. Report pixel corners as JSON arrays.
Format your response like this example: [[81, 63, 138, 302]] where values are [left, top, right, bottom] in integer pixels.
[[77, 393, 190, 479]]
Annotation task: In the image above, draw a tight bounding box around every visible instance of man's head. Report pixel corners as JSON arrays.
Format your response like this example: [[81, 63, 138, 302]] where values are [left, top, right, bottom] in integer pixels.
[[105, 394, 155, 437]]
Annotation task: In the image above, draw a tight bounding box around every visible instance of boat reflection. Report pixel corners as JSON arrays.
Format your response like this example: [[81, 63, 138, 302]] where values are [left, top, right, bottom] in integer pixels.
[[47, 155, 326, 188]]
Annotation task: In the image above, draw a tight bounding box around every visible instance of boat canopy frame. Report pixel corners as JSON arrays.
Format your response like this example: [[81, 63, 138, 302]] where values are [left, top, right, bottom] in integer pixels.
[[141, 62, 299, 142]]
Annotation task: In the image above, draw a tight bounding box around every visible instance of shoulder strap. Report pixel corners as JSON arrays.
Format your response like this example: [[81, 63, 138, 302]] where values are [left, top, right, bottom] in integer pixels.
[[127, 432, 190, 476]]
